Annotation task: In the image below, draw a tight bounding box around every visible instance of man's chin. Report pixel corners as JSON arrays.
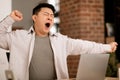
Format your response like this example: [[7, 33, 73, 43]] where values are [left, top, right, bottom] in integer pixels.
[[44, 30, 50, 34]]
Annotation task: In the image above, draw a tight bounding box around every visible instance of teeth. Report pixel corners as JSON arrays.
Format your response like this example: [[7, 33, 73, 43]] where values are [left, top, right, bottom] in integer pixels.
[[45, 23, 50, 28]]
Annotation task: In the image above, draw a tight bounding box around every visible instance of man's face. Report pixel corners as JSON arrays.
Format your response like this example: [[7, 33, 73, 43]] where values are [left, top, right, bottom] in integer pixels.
[[32, 8, 54, 36]]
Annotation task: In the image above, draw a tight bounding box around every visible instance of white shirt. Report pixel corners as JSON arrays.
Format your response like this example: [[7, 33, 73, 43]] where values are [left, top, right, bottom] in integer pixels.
[[0, 16, 111, 80]]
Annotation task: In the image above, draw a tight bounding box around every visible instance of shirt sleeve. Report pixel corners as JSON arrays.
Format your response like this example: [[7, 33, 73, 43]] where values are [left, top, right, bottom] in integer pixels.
[[0, 16, 15, 33], [66, 37, 111, 55], [0, 16, 15, 50]]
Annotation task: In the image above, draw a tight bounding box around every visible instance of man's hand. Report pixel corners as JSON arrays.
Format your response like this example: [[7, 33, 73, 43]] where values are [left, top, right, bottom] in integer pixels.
[[10, 10, 23, 21], [109, 42, 118, 53]]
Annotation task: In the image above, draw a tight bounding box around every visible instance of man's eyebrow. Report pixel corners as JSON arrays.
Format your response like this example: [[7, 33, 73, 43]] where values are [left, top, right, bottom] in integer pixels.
[[45, 12, 53, 14], [43, 12, 54, 15]]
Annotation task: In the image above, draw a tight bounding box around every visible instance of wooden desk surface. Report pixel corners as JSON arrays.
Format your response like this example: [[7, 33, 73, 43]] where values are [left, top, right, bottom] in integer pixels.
[[60, 77, 118, 80], [105, 77, 118, 80]]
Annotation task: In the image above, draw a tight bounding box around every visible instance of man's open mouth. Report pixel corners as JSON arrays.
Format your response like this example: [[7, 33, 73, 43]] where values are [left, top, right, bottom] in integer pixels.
[[45, 23, 50, 28]]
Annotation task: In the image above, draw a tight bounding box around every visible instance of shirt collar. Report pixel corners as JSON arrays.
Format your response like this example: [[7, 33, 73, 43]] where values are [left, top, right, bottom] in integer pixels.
[[28, 26, 57, 37]]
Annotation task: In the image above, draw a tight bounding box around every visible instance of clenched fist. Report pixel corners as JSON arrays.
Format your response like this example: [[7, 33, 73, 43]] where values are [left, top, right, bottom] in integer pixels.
[[10, 10, 23, 21], [109, 42, 118, 53]]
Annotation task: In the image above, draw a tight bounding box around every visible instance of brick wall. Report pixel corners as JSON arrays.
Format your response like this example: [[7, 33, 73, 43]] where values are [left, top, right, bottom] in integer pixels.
[[59, 0, 105, 78]]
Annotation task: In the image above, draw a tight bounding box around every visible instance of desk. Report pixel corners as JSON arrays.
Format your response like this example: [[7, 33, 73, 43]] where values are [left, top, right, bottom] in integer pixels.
[[105, 77, 118, 80], [61, 77, 118, 80]]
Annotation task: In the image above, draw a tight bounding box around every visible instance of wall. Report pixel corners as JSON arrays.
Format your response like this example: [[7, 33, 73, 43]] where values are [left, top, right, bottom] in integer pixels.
[[0, 0, 11, 21], [60, 0, 105, 43], [12, 0, 47, 29], [59, 0, 105, 78]]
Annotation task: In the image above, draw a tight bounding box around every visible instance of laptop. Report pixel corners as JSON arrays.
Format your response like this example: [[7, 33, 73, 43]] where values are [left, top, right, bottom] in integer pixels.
[[76, 54, 110, 80]]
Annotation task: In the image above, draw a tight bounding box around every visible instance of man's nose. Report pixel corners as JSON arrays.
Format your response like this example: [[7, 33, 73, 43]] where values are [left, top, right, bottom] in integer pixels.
[[47, 16, 53, 21]]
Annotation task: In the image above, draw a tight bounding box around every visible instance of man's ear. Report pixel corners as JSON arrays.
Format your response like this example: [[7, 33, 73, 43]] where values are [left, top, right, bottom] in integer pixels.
[[32, 15, 36, 22]]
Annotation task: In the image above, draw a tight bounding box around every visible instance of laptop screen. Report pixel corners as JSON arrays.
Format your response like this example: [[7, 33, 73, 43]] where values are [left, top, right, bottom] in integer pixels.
[[76, 54, 110, 80]]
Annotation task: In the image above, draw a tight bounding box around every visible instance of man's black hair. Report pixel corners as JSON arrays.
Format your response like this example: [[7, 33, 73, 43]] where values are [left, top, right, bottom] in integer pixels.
[[32, 3, 56, 15]]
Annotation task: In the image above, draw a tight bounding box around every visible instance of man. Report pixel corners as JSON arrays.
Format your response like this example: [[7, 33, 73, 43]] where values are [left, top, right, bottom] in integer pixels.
[[0, 3, 118, 80]]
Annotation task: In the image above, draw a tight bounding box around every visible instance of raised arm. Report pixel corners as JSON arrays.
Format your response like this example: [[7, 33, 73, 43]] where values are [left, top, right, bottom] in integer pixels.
[[0, 10, 23, 50], [0, 10, 23, 33], [66, 37, 118, 55]]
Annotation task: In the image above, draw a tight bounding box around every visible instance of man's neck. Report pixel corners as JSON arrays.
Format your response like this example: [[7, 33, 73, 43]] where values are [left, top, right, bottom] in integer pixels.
[[35, 32, 48, 37]]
